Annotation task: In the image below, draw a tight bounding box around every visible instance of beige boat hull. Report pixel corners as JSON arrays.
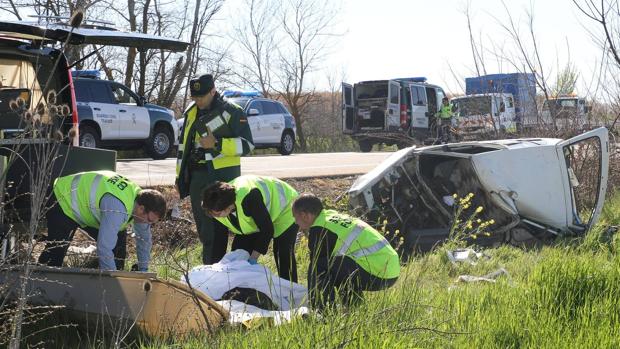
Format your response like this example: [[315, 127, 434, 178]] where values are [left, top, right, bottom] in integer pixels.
[[0, 266, 228, 336]]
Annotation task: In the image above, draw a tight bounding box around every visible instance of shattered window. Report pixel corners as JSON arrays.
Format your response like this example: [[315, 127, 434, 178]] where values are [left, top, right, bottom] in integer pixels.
[[562, 136, 602, 227]]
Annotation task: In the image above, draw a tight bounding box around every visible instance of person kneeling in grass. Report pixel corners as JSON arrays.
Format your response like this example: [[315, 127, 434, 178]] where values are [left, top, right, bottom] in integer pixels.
[[292, 193, 400, 310], [202, 175, 299, 282]]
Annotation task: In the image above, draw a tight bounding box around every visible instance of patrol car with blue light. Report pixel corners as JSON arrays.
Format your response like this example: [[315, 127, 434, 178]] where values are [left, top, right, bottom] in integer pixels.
[[179, 90, 297, 155], [72, 70, 179, 159]]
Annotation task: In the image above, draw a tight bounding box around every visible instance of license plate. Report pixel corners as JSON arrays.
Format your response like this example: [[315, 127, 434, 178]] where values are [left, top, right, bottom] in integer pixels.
[[359, 111, 371, 119]]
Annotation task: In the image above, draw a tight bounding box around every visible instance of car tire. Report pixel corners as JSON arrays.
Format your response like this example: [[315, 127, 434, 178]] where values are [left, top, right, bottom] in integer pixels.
[[358, 140, 373, 152], [79, 125, 99, 148], [278, 130, 295, 156], [147, 125, 173, 160]]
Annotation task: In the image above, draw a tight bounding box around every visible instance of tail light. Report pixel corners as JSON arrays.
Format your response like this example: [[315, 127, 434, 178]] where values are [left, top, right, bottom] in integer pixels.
[[400, 104, 408, 128], [67, 67, 79, 146]]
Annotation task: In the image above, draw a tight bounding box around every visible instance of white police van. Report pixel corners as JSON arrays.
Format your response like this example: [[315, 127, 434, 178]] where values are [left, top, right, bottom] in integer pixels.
[[73, 70, 179, 159], [178, 91, 297, 155]]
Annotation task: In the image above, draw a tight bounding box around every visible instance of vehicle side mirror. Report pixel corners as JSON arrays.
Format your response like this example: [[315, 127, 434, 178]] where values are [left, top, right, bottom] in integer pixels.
[[499, 104, 506, 112], [425, 111, 432, 117], [248, 108, 260, 116], [139, 96, 147, 106], [494, 112, 500, 117], [584, 106, 591, 114]]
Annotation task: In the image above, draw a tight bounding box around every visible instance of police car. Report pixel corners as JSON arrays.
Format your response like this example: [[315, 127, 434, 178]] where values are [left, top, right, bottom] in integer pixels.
[[179, 91, 297, 155], [73, 70, 179, 159]]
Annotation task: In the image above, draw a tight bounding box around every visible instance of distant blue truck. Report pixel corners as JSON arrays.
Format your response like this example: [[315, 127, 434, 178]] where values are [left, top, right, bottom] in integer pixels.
[[452, 73, 537, 135]]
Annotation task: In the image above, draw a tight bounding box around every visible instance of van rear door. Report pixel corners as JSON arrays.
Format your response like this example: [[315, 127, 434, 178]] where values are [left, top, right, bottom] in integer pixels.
[[387, 80, 400, 128], [342, 82, 355, 134], [409, 84, 428, 129]]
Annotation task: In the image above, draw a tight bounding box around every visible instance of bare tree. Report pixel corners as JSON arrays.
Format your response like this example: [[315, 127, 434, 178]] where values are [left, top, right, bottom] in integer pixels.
[[230, 0, 278, 97], [273, 0, 341, 151], [0, 0, 24, 19], [573, 0, 620, 129]]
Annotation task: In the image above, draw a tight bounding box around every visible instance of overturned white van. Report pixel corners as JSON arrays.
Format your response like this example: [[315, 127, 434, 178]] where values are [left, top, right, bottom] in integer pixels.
[[348, 127, 609, 257]]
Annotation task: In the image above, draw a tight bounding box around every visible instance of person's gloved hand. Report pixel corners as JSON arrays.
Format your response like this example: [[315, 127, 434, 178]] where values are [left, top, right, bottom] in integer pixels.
[[248, 258, 258, 265]]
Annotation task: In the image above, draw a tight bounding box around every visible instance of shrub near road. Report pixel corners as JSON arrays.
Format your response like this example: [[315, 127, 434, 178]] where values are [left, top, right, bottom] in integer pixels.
[[137, 190, 620, 348]]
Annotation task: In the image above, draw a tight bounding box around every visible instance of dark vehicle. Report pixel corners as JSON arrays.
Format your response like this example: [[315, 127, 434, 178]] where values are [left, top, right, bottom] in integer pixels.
[[0, 19, 188, 257]]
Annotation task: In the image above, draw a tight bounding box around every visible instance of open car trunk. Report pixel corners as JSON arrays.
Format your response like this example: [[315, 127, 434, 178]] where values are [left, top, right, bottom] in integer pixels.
[[348, 128, 609, 259], [0, 20, 189, 241], [355, 81, 389, 130]]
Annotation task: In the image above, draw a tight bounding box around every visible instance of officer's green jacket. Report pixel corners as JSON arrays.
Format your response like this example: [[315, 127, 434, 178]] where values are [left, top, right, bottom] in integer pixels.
[[310, 209, 400, 279], [53, 170, 141, 230], [176, 94, 254, 199], [215, 175, 298, 238]]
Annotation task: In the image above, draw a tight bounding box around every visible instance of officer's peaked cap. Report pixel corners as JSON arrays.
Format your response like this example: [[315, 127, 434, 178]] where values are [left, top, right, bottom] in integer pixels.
[[190, 74, 215, 97]]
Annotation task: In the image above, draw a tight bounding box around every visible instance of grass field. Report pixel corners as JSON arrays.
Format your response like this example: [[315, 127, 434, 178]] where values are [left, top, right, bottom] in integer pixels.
[[133, 192, 620, 349]]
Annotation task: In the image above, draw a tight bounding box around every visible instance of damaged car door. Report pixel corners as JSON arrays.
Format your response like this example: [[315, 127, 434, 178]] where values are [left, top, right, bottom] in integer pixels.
[[347, 127, 609, 258]]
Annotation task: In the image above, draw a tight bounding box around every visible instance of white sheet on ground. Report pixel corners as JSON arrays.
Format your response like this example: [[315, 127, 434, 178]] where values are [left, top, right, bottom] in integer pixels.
[[216, 300, 310, 326], [183, 249, 308, 311]]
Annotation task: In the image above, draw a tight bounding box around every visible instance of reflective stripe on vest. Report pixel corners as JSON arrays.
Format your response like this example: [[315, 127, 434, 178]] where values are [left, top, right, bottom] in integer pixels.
[[69, 174, 86, 226], [334, 224, 365, 256], [349, 239, 390, 258]]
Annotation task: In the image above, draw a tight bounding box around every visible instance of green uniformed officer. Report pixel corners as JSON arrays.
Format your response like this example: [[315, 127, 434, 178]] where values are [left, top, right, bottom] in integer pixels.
[[176, 74, 254, 264], [292, 193, 400, 310], [435, 97, 456, 142]]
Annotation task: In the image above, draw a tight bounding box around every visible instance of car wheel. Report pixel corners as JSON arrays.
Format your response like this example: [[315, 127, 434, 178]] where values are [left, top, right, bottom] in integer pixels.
[[278, 130, 295, 155], [358, 140, 373, 152], [79, 125, 99, 148], [147, 126, 173, 160]]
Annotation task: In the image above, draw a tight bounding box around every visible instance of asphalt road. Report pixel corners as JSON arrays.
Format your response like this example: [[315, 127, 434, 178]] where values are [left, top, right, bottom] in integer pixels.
[[117, 152, 394, 187]]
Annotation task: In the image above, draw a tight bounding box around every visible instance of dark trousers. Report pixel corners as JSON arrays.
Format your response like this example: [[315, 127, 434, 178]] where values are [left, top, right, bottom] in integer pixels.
[[189, 165, 240, 265], [308, 256, 397, 310], [38, 196, 127, 270], [232, 223, 299, 282]]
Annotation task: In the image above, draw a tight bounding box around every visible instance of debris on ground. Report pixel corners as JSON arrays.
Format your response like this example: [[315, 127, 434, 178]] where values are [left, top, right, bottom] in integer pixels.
[[456, 268, 510, 284]]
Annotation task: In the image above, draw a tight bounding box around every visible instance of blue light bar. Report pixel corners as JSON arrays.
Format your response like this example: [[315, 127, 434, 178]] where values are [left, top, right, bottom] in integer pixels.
[[222, 90, 261, 98], [395, 77, 427, 83], [71, 70, 102, 79]]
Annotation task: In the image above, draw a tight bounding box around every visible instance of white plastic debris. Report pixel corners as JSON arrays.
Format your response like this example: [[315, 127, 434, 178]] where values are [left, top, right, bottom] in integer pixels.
[[442, 195, 455, 207], [171, 201, 181, 219], [446, 248, 484, 265], [67, 245, 97, 254], [456, 268, 509, 283]]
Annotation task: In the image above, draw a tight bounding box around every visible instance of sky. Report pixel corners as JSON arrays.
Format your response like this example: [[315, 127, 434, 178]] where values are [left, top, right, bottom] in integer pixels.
[[1, 0, 604, 96], [313, 0, 602, 96]]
